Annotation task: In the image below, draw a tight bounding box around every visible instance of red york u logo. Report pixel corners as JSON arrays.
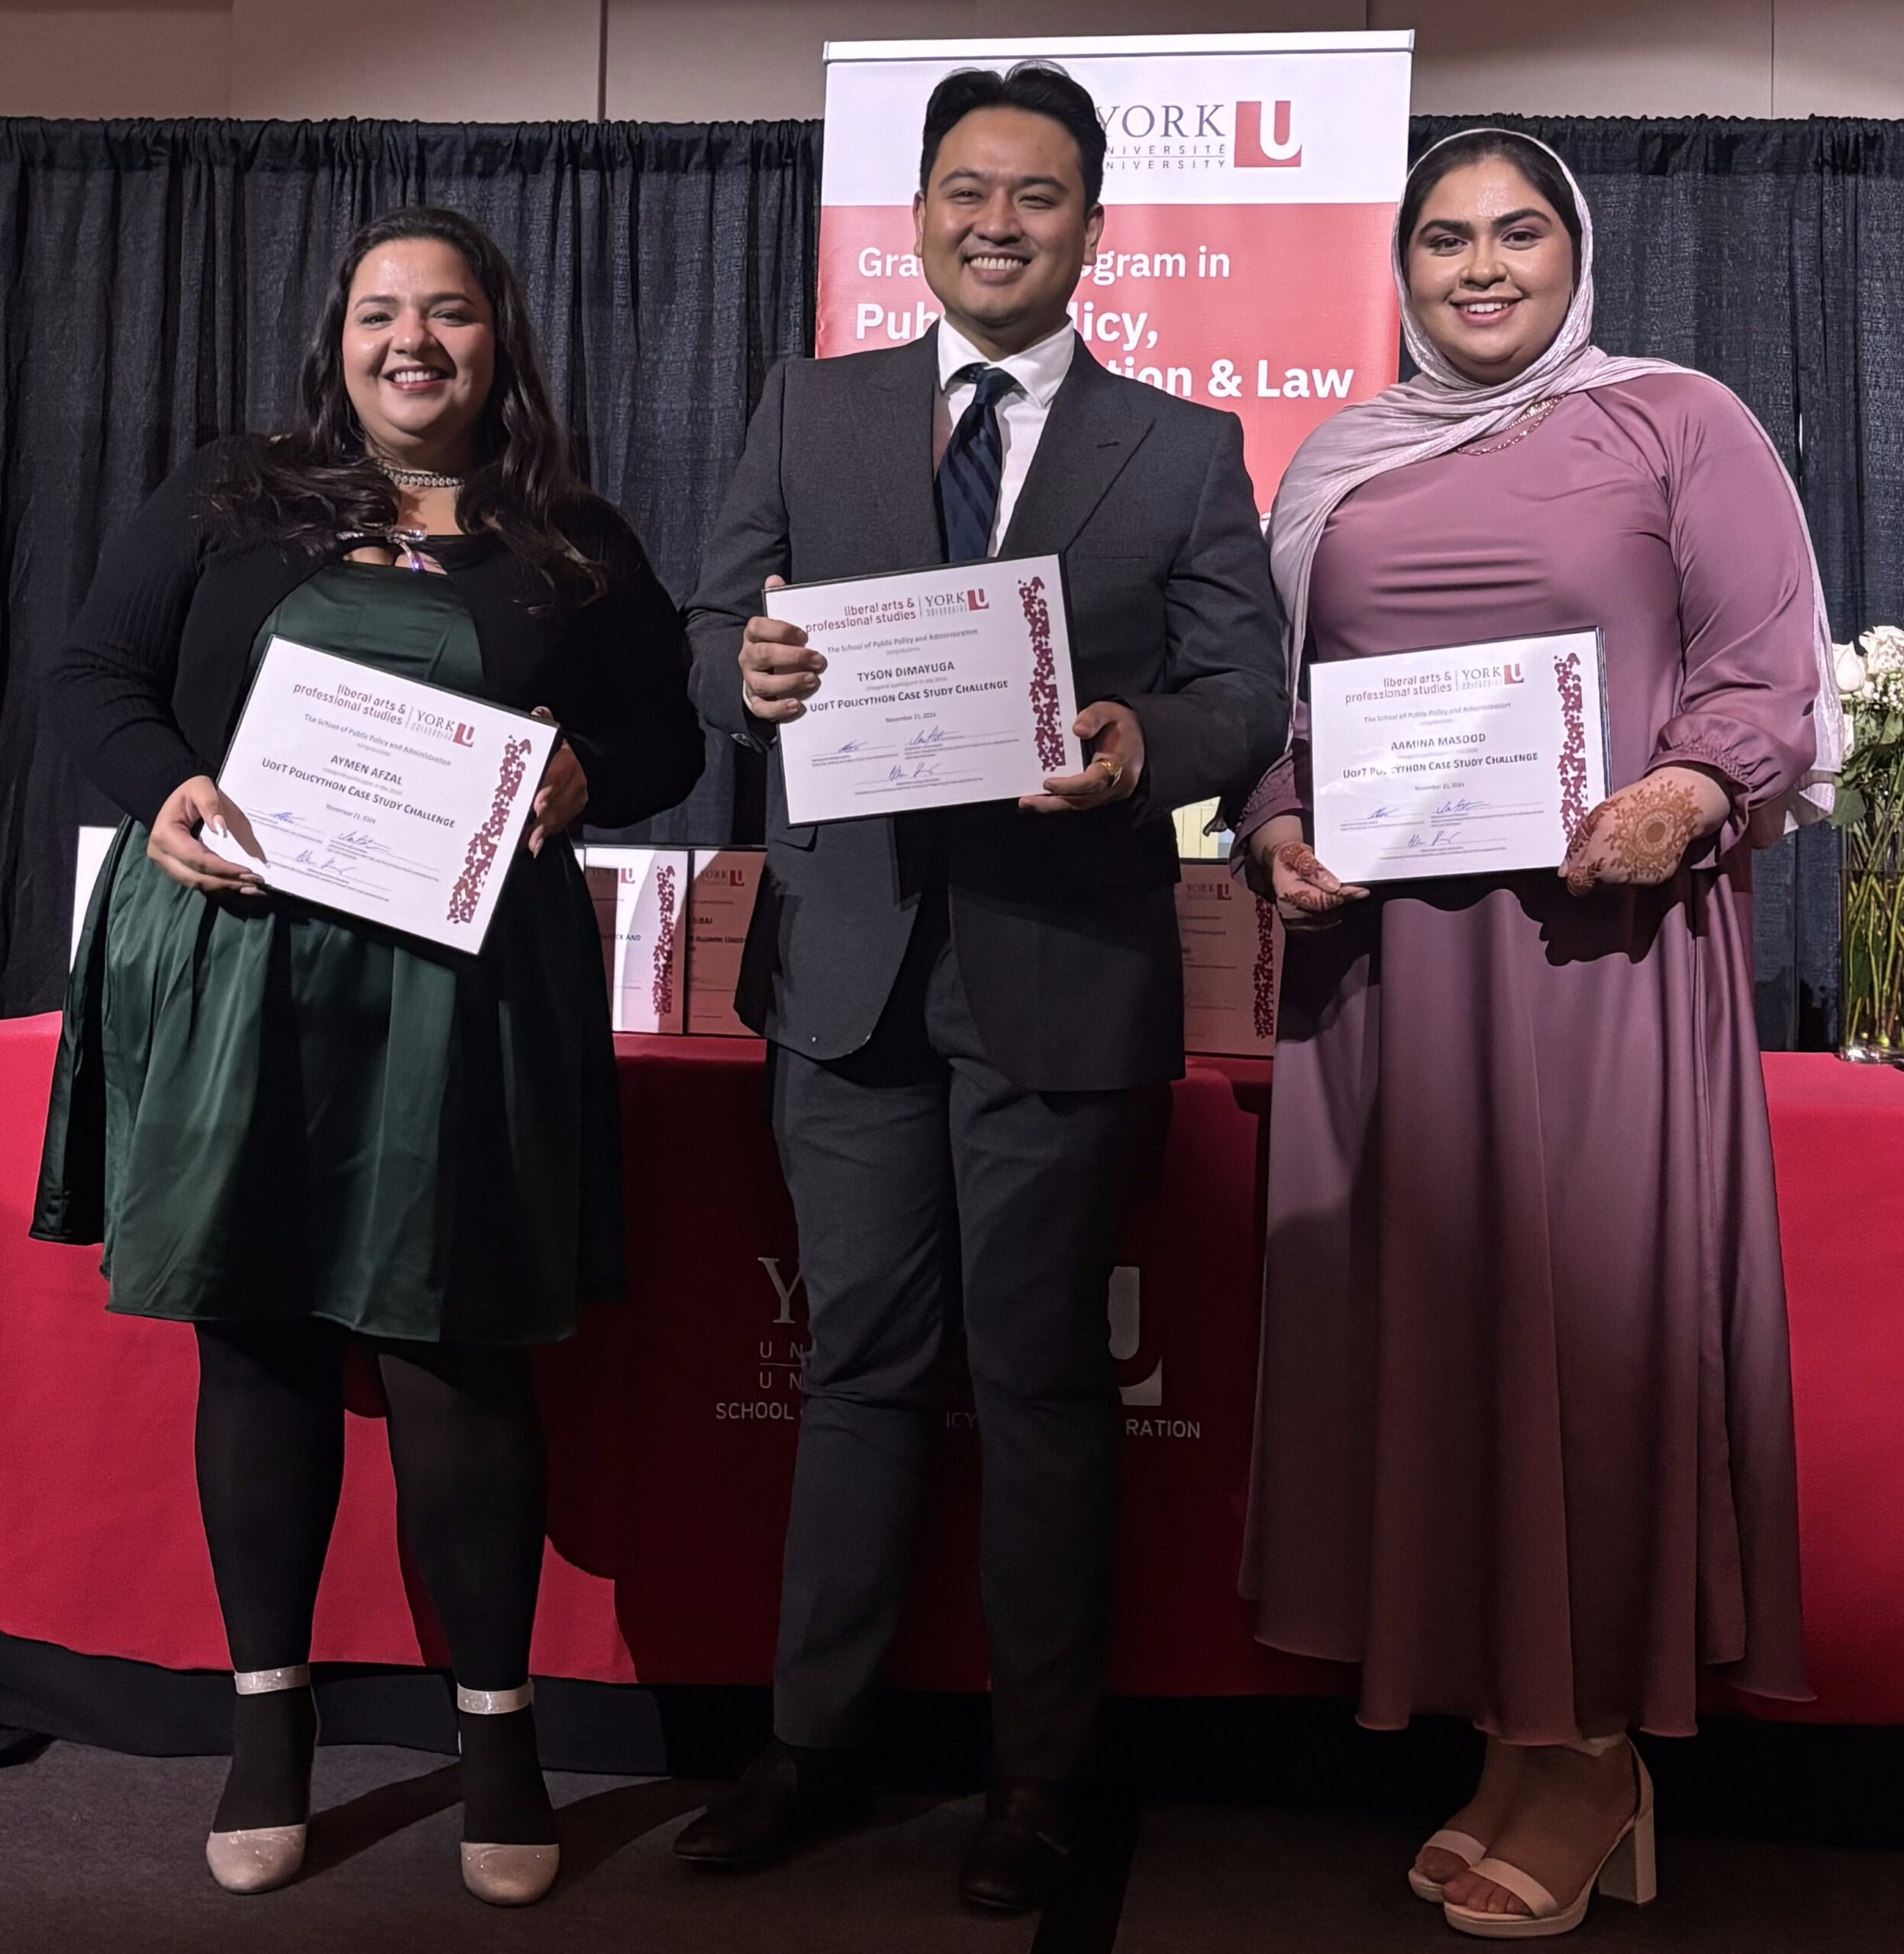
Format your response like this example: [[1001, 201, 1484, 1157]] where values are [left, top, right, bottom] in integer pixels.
[[1502, 664, 1525, 686], [1235, 101, 1302, 169], [967, 588, 989, 612], [453, 723, 476, 746]]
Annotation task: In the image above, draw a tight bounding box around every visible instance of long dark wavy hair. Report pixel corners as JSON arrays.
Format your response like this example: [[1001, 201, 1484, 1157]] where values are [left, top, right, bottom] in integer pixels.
[[213, 206, 604, 605]]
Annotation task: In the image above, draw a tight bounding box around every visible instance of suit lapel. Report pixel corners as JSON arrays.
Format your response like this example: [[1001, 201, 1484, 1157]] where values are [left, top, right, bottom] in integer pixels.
[[999, 343, 1154, 559], [850, 327, 945, 568]]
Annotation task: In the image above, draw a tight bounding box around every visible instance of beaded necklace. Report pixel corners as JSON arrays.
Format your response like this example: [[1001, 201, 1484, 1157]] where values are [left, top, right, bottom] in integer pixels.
[[1459, 395, 1562, 457], [376, 460, 466, 491]]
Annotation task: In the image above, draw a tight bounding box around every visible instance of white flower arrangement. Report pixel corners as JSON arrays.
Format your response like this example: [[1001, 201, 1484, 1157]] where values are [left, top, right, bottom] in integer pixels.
[[1835, 627, 1904, 742]]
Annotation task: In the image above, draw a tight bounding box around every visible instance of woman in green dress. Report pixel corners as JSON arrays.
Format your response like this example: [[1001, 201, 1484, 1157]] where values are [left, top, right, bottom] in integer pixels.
[[32, 207, 703, 1906]]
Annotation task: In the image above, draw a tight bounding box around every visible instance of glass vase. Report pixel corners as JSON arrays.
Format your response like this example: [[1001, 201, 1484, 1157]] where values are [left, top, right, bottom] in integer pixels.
[[1840, 774, 1904, 1062]]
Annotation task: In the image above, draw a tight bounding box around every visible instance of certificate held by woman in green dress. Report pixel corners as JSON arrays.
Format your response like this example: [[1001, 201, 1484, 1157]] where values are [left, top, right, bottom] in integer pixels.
[[205, 635, 560, 950]]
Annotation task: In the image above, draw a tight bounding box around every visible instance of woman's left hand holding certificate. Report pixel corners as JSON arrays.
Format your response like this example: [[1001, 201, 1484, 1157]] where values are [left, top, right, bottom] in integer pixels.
[[524, 707, 588, 856], [148, 775, 269, 897]]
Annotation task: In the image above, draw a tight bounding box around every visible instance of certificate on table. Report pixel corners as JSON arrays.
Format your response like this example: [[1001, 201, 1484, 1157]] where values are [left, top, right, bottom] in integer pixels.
[[686, 849, 764, 1038], [582, 846, 689, 1033], [203, 637, 559, 953], [769, 555, 1085, 824], [1310, 630, 1609, 885], [1174, 863, 1280, 1057]]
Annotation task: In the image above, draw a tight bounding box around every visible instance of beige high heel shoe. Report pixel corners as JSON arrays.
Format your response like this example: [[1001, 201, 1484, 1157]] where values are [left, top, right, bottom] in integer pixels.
[[457, 1682, 560, 1907], [205, 1665, 317, 1895], [1443, 1736, 1656, 1939]]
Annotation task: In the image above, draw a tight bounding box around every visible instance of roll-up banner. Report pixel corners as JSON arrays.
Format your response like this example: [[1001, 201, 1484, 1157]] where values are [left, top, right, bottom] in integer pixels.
[[817, 31, 1415, 515]]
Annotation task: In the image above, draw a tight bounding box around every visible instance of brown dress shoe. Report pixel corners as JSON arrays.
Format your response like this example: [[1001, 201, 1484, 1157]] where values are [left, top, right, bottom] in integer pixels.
[[959, 1779, 1073, 1914], [673, 1742, 870, 1867]]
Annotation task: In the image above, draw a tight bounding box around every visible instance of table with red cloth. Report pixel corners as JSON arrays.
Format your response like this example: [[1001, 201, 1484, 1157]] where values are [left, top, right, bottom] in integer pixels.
[[2, 1012, 1901, 1720]]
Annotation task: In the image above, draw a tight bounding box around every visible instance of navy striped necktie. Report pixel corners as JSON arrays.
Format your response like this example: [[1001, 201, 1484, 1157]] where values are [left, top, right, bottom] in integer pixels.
[[937, 364, 1018, 563]]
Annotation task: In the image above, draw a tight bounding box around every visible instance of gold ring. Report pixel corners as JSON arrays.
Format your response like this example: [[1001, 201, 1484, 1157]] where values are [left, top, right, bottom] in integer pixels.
[[1089, 753, 1125, 785]]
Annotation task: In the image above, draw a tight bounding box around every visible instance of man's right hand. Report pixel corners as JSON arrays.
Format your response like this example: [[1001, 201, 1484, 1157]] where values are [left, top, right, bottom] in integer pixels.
[[740, 574, 828, 723], [147, 775, 266, 896]]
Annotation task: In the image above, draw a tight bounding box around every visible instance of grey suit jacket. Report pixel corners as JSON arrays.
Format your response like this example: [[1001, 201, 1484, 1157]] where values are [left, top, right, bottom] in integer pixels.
[[687, 327, 1287, 1091]]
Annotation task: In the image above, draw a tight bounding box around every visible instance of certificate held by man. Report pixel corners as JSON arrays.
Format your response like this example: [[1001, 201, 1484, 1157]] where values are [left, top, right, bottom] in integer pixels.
[[203, 637, 560, 951], [1309, 629, 1610, 884], [767, 554, 1085, 823]]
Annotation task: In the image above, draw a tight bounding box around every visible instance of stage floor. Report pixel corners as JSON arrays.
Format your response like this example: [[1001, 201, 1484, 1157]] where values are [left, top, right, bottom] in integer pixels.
[[1, 1726, 1899, 1953]]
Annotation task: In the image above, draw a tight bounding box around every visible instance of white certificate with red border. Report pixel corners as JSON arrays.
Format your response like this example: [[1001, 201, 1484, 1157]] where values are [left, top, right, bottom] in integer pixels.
[[202, 637, 559, 953], [686, 848, 763, 1037], [1175, 863, 1280, 1057], [768, 555, 1084, 824], [582, 846, 689, 1033], [1309, 630, 1609, 884]]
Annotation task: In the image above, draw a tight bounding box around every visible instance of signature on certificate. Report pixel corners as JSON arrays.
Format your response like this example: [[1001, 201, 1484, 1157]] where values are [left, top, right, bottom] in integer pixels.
[[887, 759, 941, 783], [907, 727, 947, 749]]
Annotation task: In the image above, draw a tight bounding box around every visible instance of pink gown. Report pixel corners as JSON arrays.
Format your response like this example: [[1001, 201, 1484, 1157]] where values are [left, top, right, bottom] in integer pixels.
[[1244, 372, 1816, 1739]]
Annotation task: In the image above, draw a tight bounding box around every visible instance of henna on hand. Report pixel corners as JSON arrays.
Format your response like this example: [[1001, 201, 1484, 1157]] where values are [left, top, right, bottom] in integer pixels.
[[1563, 801, 1611, 895], [1272, 839, 1340, 912], [1608, 777, 1703, 879], [1564, 774, 1703, 895]]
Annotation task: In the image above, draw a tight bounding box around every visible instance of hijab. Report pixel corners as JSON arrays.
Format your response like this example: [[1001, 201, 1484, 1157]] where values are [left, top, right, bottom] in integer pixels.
[[1266, 129, 1841, 829]]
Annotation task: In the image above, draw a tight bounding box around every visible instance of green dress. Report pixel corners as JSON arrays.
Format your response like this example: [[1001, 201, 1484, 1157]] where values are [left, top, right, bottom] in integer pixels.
[[34, 563, 624, 1345]]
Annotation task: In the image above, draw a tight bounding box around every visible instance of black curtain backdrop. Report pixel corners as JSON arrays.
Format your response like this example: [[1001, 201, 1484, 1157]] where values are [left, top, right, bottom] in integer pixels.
[[0, 118, 818, 1015], [1, 114, 1898, 1044]]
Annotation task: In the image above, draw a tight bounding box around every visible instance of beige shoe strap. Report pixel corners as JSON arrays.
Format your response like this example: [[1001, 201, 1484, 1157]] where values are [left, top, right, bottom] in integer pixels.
[[1465, 1855, 1563, 1920], [1568, 1733, 1627, 1757], [234, 1665, 311, 1694], [1422, 1828, 1488, 1867], [457, 1681, 534, 1715]]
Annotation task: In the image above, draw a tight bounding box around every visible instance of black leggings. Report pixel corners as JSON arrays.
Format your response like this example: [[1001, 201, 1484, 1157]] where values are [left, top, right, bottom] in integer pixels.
[[193, 1322, 547, 1691]]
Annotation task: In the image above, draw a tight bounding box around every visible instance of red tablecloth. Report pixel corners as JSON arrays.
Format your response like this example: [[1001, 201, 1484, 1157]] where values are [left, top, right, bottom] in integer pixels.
[[2, 1013, 1900, 1718]]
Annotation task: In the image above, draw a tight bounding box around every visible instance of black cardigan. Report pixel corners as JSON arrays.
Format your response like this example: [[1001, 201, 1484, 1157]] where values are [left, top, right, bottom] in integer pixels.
[[51, 440, 705, 830]]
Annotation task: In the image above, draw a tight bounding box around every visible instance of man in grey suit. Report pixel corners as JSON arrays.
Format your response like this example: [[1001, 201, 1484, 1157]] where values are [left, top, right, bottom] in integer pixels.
[[675, 63, 1287, 1911]]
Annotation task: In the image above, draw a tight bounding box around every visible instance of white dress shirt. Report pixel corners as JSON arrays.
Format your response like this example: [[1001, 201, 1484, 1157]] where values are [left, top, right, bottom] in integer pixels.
[[934, 318, 1078, 558]]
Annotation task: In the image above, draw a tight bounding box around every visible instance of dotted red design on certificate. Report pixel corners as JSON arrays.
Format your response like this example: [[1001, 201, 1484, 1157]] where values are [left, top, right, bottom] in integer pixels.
[[650, 864, 679, 1023], [1555, 650, 1588, 843], [447, 734, 531, 927], [1018, 576, 1066, 774], [1251, 892, 1278, 1041]]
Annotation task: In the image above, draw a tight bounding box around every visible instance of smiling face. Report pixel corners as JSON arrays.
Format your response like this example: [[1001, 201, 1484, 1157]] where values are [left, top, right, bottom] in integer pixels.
[[913, 106, 1104, 360], [341, 237, 496, 472], [1404, 156, 1576, 387]]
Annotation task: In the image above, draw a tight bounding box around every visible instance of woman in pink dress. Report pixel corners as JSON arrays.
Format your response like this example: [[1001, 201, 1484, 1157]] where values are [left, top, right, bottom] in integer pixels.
[[1237, 131, 1838, 1939]]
